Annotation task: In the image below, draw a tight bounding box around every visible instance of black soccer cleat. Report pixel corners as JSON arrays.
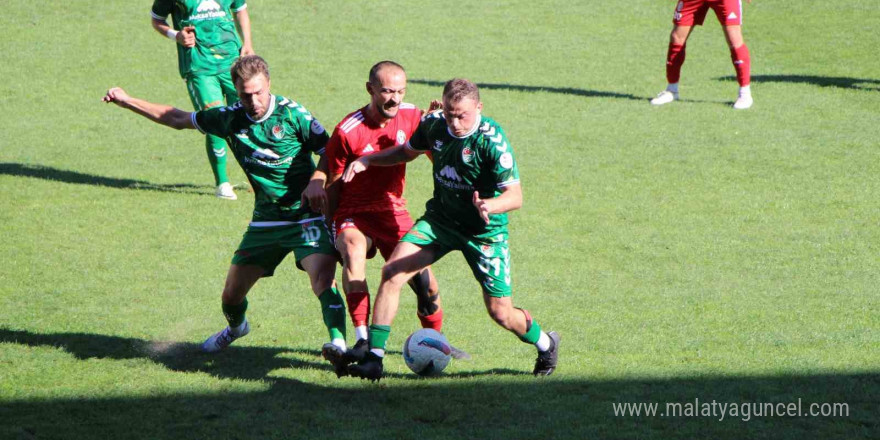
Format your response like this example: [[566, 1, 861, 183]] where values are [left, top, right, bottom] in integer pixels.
[[321, 343, 349, 378], [342, 338, 369, 364], [533, 331, 560, 376], [348, 352, 384, 382]]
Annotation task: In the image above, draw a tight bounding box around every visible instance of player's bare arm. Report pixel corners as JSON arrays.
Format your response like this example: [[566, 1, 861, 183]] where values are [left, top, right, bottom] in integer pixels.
[[150, 18, 196, 48], [341, 145, 421, 182], [302, 155, 329, 216], [472, 183, 522, 224], [102, 87, 195, 130], [234, 8, 254, 56]]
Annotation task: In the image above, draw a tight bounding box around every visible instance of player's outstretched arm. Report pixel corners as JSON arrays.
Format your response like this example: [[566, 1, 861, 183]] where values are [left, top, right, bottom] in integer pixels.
[[341, 145, 421, 182], [102, 87, 195, 130], [234, 8, 254, 56], [472, 183, 523, 224]]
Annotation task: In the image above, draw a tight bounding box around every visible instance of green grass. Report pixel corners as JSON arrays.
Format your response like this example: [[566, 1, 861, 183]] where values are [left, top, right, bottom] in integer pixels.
[[1, 0, 878, 438]]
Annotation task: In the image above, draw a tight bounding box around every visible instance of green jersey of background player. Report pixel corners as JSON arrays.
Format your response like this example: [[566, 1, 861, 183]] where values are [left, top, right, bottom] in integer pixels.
[[151, 0, 254, 200], [342, 78, 560, 380], [102, 56, 350, 369]]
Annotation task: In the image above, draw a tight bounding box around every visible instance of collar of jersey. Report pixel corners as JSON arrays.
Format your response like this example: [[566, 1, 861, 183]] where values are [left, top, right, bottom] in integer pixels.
[[247, 94, 277, 124], [446, 115, 482, 139]]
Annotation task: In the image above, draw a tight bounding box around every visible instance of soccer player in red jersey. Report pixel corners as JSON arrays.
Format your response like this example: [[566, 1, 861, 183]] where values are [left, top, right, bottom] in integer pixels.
[[320, 61, 467, 370], [651, 0, 754, 109]]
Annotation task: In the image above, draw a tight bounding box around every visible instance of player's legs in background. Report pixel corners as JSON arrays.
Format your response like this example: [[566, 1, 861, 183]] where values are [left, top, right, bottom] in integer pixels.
[[408, 267, 442, 331], [186, 75, 234, 198], [335, 226, 373, 344], [652, 25, 693, 105], [723, 25, 752, 109], [202, 264, 264, 352]]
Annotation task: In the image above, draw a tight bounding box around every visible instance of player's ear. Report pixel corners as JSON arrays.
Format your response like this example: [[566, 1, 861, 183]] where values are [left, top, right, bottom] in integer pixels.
[[476, 101, 483, 114], [365, 82, 374, 97]]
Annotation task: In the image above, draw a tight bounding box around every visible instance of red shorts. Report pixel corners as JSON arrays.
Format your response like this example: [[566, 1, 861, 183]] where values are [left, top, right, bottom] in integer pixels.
[[673, 0, 743, 26], [333, 210, 415, 261]]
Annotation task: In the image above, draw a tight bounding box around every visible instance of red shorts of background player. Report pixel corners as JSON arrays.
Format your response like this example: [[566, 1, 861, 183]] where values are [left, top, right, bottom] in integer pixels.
[[673, 0, 743, 26], [333, 210, 415, 261]]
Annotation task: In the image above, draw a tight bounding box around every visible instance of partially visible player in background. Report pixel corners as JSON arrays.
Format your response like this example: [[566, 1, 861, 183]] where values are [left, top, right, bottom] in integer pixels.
[[321, 61, 468, 373], [343, 79, 559, 381], [151, 0, 254, 199], [103, 56, 349, 370], [651, 0, 753, 109]]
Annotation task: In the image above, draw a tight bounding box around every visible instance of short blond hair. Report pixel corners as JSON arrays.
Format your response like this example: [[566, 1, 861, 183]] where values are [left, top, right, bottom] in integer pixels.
[[231, 55, 270, 84], [443, 78, 480, 104]]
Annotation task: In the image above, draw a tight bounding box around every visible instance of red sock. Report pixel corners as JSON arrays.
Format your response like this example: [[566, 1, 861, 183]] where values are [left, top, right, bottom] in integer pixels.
[[418, 307, 444, 332], [346, 291, 370, 327], [730, 44, 751, 86], [665, 43, 686, 84]]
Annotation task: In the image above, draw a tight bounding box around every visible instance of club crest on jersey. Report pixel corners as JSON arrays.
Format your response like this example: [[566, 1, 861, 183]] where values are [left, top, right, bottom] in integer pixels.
[[499, 152, 514, 169], [481, 244, 494, 257], [396, 129, 407, 145], [461, 146, 474, 163], [271, 124, 284, 140]]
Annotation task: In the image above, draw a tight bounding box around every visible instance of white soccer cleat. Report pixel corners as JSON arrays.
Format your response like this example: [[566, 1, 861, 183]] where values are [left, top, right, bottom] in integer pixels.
[[650, 90, 679, 106], [202, 321, 250, 353], [216, 182, 237, 200], [733, 94, 753, 110]]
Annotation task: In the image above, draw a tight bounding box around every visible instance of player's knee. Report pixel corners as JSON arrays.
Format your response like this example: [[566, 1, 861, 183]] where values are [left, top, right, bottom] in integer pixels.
[[221, 282, 247, 304], [380, 262, 410, 288], [486, 303, 514, 330]]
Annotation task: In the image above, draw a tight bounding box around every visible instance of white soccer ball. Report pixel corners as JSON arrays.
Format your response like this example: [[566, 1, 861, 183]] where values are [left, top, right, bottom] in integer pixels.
[[403, 328, 452, 376]]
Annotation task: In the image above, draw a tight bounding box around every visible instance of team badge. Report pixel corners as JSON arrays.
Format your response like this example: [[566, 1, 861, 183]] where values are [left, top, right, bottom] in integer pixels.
[[396, 129, 407, 145], [462, 146, 474, 163], [311, 120, 325, 135], [480, 244, 494, 257], [499, 152, 513, 169], [271, 124, 284, 140]]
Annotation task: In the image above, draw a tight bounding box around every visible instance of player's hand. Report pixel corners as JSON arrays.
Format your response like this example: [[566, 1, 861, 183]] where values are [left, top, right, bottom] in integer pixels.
[[176, 26, 196, 47], [301, 178, 327, 215], [240, 44, 254, 56], [102, 87, 131, 106], [472, 191, 491, 224], [342, 157, 369, 183], [421, 100, 443, 117]]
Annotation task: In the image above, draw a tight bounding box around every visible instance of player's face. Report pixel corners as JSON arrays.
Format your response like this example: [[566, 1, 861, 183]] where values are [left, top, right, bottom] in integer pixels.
[[443, 97, 482, 137], [367, 68, 407, 120], [235, 73, 272, 120]]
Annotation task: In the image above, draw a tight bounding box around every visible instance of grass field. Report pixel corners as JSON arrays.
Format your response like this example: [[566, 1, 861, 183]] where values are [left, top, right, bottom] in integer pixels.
[[1, 0, 878, 438]]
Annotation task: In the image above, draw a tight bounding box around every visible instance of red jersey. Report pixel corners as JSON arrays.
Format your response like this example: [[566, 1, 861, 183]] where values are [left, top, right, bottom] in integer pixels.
[[327, 103, 422, 219]]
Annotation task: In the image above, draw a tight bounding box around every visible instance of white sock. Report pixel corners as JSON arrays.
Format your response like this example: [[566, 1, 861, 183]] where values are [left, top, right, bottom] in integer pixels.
[[667, 83, 679, 94], [355, 325, 369, 341], [370, 348, 385, 358], [332, 338, 347, 352], [535, 332, 551, 352], [739, 85, 751, 96], [230, 319, 248, 337]]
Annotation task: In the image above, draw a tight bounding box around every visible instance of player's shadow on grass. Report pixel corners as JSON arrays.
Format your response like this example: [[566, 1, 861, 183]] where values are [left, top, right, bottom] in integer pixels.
[[409, 79, 644, 101], [718, 74, 880, 91], [0, 162, 213, 195], [2, 330, 876, 440]]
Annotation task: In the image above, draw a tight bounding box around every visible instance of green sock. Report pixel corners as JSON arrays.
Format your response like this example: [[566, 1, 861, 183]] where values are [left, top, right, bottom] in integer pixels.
[[519, 320, 543, 344], [318, 287, 346, 341], [222, 298, 248, 328], [368, 324, 391, 351], [206, 134, 229, 185]]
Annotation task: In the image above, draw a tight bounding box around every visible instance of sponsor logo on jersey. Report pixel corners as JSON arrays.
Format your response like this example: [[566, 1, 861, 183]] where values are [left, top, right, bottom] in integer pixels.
[[311, 120, 325, 135], [461, 146, 474, 163], [439, 165, 462, 182], [271, 124, 284, 140], [499, 152, 514, 169], [433, 140, 444, 151], [190, 0, 226, 20], [396, 129, 407, 145], [363, 144, 375, 153]]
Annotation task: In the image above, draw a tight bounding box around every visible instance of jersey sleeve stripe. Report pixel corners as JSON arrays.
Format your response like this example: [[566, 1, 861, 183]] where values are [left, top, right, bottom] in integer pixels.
[[400, 103, 416, 110], [404, 141, 418, 151], [340, 112, 364, 133], [497, 179, 520, 188], [233, 4, 248, 12], [191, 113, 206, 134], [150, 11, 167, 21]]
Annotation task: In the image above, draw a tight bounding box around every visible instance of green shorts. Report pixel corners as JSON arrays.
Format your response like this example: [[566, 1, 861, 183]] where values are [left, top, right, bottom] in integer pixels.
[[186, 71, 238, 111], [401, 215, 512, 297], [231, 219, 335, 277]]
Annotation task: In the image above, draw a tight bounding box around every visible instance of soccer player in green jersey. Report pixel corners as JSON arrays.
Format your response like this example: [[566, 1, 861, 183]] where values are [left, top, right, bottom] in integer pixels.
[[342, 79, 559, 380], [150, 0, 254, 200], [103, 56, 349, 371]]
